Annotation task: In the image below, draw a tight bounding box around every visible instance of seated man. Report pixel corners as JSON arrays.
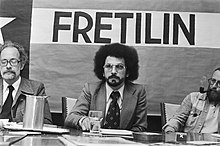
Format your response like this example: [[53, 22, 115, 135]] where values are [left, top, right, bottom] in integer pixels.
[[65, 43, 147, 132], [163, 68, 220, 133], [0, 41, 52, 124]]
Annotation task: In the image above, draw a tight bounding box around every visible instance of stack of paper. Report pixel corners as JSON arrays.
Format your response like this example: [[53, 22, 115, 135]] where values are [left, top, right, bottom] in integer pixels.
[[100, 129, 133, 136]]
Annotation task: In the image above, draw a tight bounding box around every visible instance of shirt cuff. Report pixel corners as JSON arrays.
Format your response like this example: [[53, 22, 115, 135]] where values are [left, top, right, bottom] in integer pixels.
[[78, 116, 87, 127]]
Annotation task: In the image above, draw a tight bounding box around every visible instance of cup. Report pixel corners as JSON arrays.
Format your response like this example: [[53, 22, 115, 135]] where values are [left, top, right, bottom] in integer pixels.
[[23, 95, 47, 130], [88, 110, 102, 134]]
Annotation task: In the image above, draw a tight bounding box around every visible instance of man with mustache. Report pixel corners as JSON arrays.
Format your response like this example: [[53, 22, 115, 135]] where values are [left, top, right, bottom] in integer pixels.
[[163, 68, 220, 133], [65, 43, 147, 132], [0, 41, 52, 124]]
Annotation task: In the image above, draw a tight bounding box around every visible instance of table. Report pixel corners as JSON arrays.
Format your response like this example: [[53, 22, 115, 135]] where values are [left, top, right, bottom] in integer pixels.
[[3, 129, 220, 146], [12, 135, 64, 146], [133, 132, 220, 145]]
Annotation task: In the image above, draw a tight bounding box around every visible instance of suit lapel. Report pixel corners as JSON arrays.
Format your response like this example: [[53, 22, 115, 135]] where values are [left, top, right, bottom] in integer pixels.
[[120, 83, 137, 129], [12, 78, 34, 107], [0, 80, 3, 112]]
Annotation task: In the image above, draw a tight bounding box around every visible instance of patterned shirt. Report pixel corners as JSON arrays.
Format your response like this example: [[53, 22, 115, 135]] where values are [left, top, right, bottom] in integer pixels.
[[163, 92, 220, 133]]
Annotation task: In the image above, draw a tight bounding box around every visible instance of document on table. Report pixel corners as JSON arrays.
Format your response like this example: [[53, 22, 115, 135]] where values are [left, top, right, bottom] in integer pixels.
[[187, 141, 220, 145], [212, 133, 220, 138], [62, 134, 144, 146], [4, 123, 69, 134], [0, 132, 27, 145], [100, 129, 133, 136]]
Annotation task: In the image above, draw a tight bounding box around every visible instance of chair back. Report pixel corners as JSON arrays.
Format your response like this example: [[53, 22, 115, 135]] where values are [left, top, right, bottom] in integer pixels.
[[62, 97, 77, 122], [160, 102, 180, 126]]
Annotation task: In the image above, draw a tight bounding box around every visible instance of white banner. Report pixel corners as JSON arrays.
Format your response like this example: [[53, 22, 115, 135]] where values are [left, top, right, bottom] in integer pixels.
[[31, 8, 220, 48]]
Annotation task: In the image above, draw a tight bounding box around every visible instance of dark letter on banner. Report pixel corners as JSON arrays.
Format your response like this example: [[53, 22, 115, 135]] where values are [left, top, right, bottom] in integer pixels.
[[94, 12, 112, 43], [73, 12, 93, 43], [163, 13, 170, 44], [136, 13, 142, 44], [115, 13, 133, 43], [173, 14, 195, 45], [145, 13, 161, 44], [53, 11, 71, 42]]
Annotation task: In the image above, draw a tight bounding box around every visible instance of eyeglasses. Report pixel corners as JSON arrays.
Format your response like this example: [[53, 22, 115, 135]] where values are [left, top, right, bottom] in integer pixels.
[[208, 78, 220, 88], [0, 58, 20, 67], [103, 63, 126, 72]]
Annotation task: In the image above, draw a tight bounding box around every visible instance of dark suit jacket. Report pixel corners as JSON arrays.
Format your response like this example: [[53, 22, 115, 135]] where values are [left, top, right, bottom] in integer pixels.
[[65, 81, 147, 132], [0, 77, 52, 124]]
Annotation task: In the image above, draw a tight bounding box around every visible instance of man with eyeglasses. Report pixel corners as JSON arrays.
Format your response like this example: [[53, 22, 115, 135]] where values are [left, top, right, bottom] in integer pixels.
[[65, 43, 147, 132], [0, 41, 52, 124], [163, 68, 220, 133]]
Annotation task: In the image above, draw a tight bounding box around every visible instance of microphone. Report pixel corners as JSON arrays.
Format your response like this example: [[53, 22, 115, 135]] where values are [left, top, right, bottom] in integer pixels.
[[199, 87, 207, 93]]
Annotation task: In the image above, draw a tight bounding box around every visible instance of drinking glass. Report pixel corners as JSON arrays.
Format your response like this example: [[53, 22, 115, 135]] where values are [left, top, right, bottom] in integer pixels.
[[88, 110, 102, 134]]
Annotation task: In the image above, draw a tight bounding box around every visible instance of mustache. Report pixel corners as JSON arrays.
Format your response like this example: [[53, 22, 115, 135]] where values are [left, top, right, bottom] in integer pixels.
[[208, 88, 217, 92], [108, 75, 120, 80], [3, 70, 15, 75], [207, 88, 220, 97]]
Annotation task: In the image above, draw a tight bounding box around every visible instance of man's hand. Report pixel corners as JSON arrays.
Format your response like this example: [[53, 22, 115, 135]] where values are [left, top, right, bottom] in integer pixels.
[[164, 126, 175, 133], [80, 117, 90, 131]]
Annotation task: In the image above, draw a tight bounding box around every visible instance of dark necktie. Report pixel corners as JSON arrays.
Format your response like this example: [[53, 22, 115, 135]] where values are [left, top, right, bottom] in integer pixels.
[[0, 85, 14, 121], [103, 91, 120, 129]]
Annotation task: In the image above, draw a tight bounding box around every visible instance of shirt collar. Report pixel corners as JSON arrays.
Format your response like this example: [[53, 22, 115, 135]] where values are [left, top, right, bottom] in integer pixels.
[[105, 82, 124, 101], [3, 76, 21, 93]]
